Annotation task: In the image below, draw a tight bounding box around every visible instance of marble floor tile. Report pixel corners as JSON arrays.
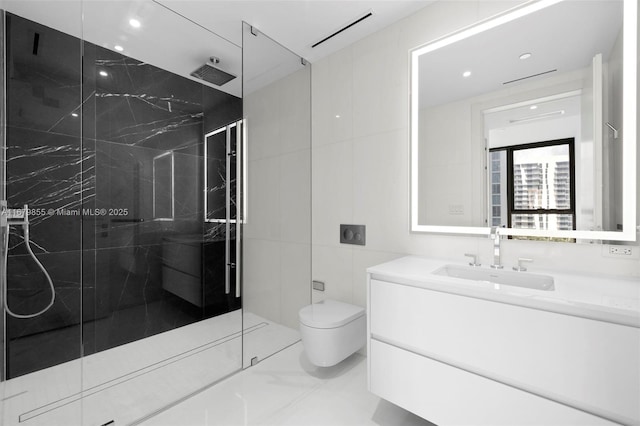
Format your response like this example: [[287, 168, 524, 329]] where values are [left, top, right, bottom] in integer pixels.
[[141, 342, 432, 426], [0, 311, 298, 426], [1, 313, 428, 426]]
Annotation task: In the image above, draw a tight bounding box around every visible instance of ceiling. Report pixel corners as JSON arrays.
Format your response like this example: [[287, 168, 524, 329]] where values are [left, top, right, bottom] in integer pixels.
[[154, 0, 433, 63], [3, 0, 434, 97]]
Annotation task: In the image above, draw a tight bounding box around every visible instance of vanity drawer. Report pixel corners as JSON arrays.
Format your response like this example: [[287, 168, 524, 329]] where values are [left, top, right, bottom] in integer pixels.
[[162, 240, 202, 275], [369, 278, 640, 424], [162, 266, 203, 307], [369, 339, 616, 426]]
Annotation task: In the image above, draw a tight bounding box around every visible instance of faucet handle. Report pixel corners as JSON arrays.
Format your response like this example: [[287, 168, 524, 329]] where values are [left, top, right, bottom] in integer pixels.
[[464, 253, 481, 267], [513, 258, 533, 272]]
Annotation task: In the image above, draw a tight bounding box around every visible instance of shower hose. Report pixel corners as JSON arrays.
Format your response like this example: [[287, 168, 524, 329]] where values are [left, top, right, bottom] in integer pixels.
[[2, 204, 55, 319]]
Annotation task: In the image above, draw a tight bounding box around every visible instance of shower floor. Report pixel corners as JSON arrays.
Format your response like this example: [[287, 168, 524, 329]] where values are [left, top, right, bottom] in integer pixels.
[[0, 311, 299, 426]]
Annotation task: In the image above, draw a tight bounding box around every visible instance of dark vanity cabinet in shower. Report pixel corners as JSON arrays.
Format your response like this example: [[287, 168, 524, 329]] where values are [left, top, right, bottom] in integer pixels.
[[161, 236, 240, 316]]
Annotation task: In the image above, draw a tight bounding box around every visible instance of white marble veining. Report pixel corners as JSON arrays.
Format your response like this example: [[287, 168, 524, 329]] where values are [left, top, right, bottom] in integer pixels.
[[141, 342, 432, 426]]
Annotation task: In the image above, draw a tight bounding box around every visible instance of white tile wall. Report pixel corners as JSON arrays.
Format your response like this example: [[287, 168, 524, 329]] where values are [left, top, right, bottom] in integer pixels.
[[280, 242, 312, 327], [311, 140, 353, 247], [352, 129, 408, 254], [245, 156, 281, 241], [279, 150, 311, 244], [311, 0, 640, 311], [243, 65, 312, 332], [244, 238, 282, 322], [312, 47, 354, 147], [312, 245, 353, 303]]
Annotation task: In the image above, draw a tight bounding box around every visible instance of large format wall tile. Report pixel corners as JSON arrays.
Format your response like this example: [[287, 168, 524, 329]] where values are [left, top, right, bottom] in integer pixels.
[[89, 46, 203, 151], [242, 238, 282, 322], [204, 87, 242, 134], [311, 140, 353, 248], [311, 245, 354, 305], [6, 13, 81, 138], [310, 47, 354, 148], [352, 129, 408, 254], [6, 126, 84, 253], [279, 242, 311, 329], [83, 244, 189, 354], [6, 250, 82, 378], [244, 156, 281, 241], [4, 12, 242, 379], [241, 64, 312, 333], [280, 149, 311, 245]]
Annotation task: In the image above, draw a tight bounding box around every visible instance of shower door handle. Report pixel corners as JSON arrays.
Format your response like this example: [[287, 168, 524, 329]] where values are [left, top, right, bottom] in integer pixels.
[[0, 201, 6, 259], [225, 263, 236, 295], [224, 126, 231, 296], [225, 262, 234, 294], [235, 120, 243, 299]]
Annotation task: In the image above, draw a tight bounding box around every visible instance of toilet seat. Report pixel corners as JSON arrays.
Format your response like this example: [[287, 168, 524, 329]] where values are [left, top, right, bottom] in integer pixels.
[[299, 299, 364, 329]]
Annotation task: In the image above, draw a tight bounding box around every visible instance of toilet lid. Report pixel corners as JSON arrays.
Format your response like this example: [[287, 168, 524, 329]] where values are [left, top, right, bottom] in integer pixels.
[[299, 299, 365, 329]]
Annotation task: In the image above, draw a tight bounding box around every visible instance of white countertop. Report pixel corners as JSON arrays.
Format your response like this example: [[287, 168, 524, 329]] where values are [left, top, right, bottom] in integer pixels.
[[367, 256, 640, 328]]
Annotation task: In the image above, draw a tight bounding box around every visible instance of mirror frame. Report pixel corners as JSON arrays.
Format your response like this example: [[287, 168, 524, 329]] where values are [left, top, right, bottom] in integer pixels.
[[410, 0, 637, 241]]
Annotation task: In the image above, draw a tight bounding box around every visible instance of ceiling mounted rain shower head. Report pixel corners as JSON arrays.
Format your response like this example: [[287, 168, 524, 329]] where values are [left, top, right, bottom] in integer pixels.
[[190, 57, 236, 86]]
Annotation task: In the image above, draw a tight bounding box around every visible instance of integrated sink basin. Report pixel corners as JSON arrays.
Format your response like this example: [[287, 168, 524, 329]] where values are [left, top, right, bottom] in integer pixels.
[[433, 264, 555, 291]]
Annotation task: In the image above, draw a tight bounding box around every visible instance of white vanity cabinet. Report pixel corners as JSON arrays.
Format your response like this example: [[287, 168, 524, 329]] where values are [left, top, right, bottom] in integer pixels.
[[367, 257, 640, 426]]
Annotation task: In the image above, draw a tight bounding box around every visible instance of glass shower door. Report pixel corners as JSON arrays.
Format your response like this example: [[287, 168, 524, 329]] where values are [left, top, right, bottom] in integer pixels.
[[1, 0, 244, 424], [78, 1, 244, 423], [0, 3, 84, 425], [241, 23, 312, 367]]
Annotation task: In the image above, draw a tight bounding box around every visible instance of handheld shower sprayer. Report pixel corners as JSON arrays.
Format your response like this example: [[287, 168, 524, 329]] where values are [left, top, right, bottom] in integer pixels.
[[1, 202, 55, 319]]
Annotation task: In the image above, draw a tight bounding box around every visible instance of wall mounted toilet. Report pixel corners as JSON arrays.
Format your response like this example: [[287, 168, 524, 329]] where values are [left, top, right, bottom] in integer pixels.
[[299, 299, 366, 367]]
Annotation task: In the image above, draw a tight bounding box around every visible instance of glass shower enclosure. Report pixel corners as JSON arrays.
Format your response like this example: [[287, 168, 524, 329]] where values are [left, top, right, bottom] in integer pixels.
[[0, 1, 243, 424], [0, 1, 311, 424]]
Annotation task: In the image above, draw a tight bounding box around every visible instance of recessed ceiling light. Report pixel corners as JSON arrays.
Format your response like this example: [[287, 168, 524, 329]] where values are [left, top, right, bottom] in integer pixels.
[[129, 18, 141, 28], [99, 70, 108, 77], [462, 71, 472, 78], [114, 45, 124, 52], [519, 53, 532, 60], [335, 114, 341, 119], [530, 105, 538, 110]]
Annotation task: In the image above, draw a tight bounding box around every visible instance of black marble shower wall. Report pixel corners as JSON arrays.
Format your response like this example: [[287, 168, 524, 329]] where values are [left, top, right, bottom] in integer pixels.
[[4, 13, 241, 378], [5, 12, 84, 378]]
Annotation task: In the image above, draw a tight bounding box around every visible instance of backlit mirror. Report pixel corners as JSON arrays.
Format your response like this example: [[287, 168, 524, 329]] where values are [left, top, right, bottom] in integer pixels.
[[153, 151, 175, 220], [410, 0, 637, 241]]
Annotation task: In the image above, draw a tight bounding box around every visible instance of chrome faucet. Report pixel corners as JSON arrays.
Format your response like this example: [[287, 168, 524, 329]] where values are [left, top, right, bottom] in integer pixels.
[[464, 253, 481, 267], [513, 257, 533, 272], [490, 227, 503, 269]]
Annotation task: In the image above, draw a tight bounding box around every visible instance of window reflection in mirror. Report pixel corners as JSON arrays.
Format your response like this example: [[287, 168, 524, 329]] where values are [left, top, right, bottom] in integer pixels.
[[489, 139, 575, 231]]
